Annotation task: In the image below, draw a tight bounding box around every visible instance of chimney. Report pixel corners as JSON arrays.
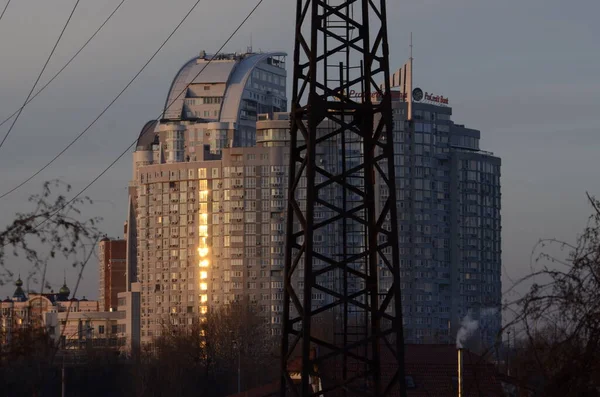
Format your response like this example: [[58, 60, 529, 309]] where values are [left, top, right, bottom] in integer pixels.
[[457, 348, 465, 397]]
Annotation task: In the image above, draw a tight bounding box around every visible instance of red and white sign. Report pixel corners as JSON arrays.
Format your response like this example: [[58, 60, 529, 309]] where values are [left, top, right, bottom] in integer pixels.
[[424, 92, 449, 105], [342, 90, 407, 101]]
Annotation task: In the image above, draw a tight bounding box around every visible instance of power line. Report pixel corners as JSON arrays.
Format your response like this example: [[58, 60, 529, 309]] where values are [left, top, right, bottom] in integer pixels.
[[0, 0, 82, 151], [0, 0, 127, 130], [0, 0, 201, 200], [33, 0, 265, 231], [0, 0, 11, 24]]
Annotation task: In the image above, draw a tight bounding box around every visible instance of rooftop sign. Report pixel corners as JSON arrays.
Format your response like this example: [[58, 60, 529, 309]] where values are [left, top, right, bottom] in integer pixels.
[[335, 90, 407, 101], [413, 87, 449, 105]]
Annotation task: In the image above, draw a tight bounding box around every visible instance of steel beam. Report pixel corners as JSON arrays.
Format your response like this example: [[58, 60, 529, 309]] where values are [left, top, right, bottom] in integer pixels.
[[281, 1, 406, 396]]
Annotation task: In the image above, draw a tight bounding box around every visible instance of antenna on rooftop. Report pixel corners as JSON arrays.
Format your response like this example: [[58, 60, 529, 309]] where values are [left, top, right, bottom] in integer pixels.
[[247, 32, 253, 54], [410, 32, 413, 62]]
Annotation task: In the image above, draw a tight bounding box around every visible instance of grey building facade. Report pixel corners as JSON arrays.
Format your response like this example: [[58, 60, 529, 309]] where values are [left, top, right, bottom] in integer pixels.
[[124, 51, 501, 347], [377, 99, 501, 347]]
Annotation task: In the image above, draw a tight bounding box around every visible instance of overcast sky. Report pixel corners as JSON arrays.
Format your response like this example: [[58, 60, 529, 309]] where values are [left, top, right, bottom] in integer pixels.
[[0, 0, 598, 300]]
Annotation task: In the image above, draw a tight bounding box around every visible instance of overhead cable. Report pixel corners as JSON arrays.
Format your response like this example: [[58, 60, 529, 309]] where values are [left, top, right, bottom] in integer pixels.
[[0, 0, 201, 199], [0, 0, 82, 150], [0, 0, 127, 130], [32, 0, 265, 230], [0, 0, 12, 24]]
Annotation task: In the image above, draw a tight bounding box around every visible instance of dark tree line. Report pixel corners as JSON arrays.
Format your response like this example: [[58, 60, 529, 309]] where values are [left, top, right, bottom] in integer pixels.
[[0, 302, 278, 397]]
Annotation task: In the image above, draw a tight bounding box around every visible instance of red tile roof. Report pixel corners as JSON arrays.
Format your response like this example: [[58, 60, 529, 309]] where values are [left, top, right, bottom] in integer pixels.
[[227, 344, 506, 397], [386, 345, 505, 397]]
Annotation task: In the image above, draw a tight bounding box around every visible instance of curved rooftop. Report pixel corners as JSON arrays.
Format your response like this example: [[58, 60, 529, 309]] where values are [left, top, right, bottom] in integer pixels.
[[220, 52, 286, 124], [162, 51, 286, 121], [136, 120, 159, 150], [58, 282, 70, 301]]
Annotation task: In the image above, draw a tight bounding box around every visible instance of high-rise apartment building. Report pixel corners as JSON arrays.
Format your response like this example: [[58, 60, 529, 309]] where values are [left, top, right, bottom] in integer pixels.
[[126, 51, 501, 347], [98, 238, 127, 312], [376, 62, 501, 347], [376, 99, 501, 347], [255, 100, 502, 347], [126, 51, 291, 342]]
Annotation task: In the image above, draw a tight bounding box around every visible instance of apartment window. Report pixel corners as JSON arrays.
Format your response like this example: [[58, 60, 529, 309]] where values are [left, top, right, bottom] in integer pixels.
[[98, 325, 105, 335], [245, 178, 256, 188]]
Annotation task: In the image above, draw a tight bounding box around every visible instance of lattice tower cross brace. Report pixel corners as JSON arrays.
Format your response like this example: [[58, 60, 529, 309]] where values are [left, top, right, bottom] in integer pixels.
[[281, 0, 407, 396]]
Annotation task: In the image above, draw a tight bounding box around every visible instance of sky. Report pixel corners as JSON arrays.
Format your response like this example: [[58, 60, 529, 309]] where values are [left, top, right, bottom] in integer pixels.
[[0, 0, 598, 301]]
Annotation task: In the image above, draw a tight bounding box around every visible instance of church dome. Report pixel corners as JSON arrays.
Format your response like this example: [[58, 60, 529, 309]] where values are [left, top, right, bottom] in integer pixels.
[[58, 284, 70, 297], [12, 277, 27, 302]]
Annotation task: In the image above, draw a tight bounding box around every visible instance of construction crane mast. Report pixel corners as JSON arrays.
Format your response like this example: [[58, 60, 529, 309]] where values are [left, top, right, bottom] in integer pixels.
[[281, 0, 406, 396]]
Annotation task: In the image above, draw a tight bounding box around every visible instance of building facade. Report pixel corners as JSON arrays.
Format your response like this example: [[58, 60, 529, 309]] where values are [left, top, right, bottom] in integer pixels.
[[116, 282, 141, 354], [126, 52, 501, 346], [0, 277, 105, 346], [126, 51, 291, 343], [48, 310, 122, 349], [376, 99, 501, 347], [98, 237, 127, 312]]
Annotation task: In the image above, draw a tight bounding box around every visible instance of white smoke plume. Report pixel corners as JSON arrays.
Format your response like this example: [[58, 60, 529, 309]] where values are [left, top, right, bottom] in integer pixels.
[[455, 307, 499, 348], [456, 314, 479, 349]]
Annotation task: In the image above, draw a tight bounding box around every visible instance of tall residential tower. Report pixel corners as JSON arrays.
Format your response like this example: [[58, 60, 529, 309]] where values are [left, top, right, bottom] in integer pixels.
[[126, 51, 290, 342], [125, 52, 501, 347]]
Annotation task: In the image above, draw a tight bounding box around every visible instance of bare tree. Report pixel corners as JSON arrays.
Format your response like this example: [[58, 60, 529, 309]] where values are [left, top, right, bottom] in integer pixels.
[[204, 298, 278, 393], [0, 180, 102, 396], [130, 300, 277, 397], [0, 179, 101, 290], [505, 194, 600, 396]]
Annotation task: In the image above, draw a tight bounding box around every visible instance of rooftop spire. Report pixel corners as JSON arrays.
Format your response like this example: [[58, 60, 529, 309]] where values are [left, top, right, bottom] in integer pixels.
[[410, 32, 413, 63], [58, 270, 70, 300], [13, 274, 26, 301]]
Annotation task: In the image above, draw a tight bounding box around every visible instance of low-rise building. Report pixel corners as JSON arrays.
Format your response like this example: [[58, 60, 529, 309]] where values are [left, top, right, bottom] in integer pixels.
[[99, 237, 127, 312], [0, 277, 106, 347], [47, 310, 123, 349], [116, 282, 141, 355]]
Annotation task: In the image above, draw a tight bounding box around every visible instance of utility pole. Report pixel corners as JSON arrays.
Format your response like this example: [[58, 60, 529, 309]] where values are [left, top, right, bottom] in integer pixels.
[[62, 355, 66, 397], [507, 330, 511, 376], [232, 334, 241, 394], [281, 0, 406, 396], [237, 341, 241, 394]]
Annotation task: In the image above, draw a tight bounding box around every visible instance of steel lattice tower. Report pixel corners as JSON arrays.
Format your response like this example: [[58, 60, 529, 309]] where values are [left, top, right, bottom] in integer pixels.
[[281, 0, 406, 396]]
